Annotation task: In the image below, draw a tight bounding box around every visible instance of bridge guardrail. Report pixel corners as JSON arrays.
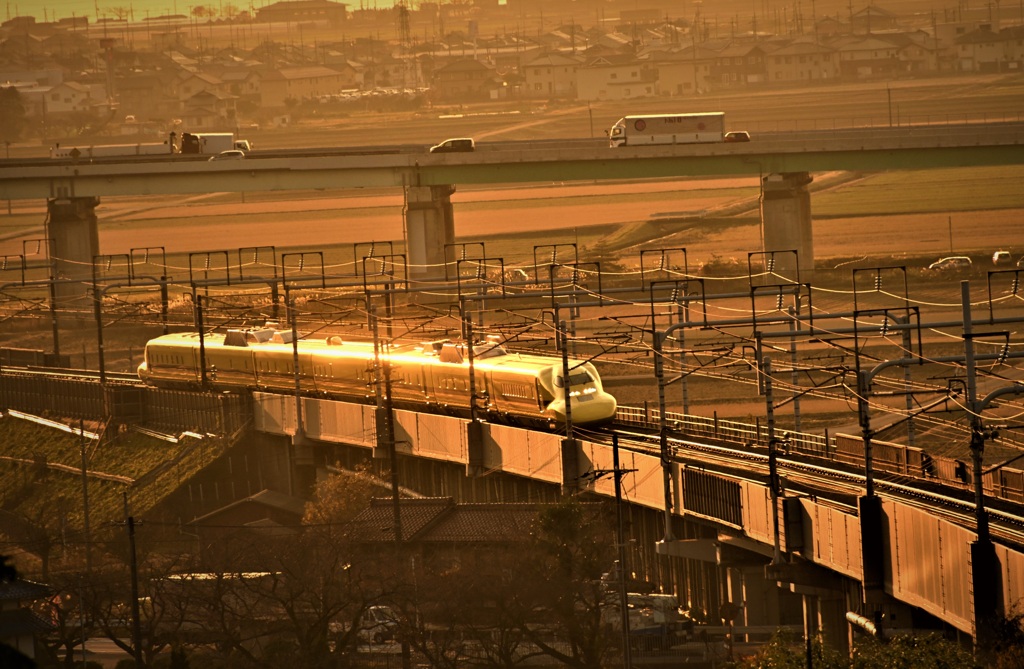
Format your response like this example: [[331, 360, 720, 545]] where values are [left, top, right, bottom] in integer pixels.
[[620, 406, 1024, 508]]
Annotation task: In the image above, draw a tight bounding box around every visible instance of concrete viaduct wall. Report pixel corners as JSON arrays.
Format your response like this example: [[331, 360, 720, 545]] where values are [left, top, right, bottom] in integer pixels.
[[252, 392, 1024, 649]]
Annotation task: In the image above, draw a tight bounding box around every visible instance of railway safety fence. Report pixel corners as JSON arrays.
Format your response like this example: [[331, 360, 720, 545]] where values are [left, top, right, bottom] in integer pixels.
[[615, 405, 1024, 506]]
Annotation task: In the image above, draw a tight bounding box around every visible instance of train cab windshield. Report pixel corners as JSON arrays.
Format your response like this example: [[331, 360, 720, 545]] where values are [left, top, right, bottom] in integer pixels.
[[555, 369, 595, 388]]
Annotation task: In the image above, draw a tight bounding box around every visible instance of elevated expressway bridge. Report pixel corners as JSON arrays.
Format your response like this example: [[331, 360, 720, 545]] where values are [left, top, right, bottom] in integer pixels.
[[1, 122, 1022, 309]]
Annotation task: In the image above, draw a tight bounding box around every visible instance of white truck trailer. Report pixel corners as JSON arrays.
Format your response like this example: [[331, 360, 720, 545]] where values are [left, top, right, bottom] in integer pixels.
[[608, 112, 725, 147]]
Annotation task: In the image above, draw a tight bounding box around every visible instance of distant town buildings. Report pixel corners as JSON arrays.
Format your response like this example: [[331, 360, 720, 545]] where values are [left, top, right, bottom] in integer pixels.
[[0, 1, 1021, 131]]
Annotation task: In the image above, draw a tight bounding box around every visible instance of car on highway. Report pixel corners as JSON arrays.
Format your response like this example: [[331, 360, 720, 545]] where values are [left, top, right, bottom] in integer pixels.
[[992, 250, 1011, 265], [723, 131, 751, 143], [429, 137, 475, 153], [209, 149, 246, 161], [927, 256, 972, 271]]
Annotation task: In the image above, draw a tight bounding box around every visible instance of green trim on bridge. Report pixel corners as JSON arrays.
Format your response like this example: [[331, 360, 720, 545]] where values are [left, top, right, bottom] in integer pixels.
[[2, 127, 1022, 200]]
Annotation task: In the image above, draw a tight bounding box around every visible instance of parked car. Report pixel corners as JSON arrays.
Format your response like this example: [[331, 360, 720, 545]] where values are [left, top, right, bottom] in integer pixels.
[[209, 149, 246, 161], [992, 250, 1011, 265], [328, 605, 400, 648], [429, 137, 475, 153], [723, 131, 751, 143], [927, 256, 972, 271]]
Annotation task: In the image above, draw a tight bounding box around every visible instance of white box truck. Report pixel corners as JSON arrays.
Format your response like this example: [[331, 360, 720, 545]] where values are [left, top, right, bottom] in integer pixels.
[[609, 113, 725, 147]]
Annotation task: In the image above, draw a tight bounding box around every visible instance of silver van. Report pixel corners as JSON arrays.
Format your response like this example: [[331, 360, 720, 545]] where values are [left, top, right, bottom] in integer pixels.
[[429, 137, 475, 153], [927, 256, 972, 271]]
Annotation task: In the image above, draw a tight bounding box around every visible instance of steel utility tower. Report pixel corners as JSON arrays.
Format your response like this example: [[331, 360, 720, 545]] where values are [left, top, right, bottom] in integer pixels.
[[397, 2, 417, 89]]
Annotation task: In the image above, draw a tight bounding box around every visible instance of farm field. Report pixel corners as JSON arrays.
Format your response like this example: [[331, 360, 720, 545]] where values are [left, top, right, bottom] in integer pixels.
[[3, 166, 1023, 269]]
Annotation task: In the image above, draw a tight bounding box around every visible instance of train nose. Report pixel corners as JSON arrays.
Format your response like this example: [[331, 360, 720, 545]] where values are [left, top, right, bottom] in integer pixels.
[[550, 392, 617, 426]]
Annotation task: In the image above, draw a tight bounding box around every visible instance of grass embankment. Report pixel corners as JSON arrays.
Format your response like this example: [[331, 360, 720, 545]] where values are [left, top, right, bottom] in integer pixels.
[[0, 417, 226, 535]]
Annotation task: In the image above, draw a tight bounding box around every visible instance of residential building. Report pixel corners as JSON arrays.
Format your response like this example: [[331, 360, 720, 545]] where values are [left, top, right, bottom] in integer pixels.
[[364, 51, 411, 89], [956, 25, 1024, 72], [0, 576, 53, 664], [215, 66, 264, 102], [850, 5, 899, 34], [175, 71, 224, 101], [182, 88, 238, 126], [0, 67, 63, 87], [833, 35, 902, 78], [255, 0, 347, 26], [765, 40, 839, 82], [814, 16, 847, 39], [118, 72, 181, 121], [189, 489, 306, 567], [260, 65, 350, 107], [521, 51, 580, 99], [644, 46, 713, 96], [577, 53, 658, 101], [43, 80, 102, 115], [430, 58, 501, 101], [891, 31, 940, 73], [710, 43, 769, 86]]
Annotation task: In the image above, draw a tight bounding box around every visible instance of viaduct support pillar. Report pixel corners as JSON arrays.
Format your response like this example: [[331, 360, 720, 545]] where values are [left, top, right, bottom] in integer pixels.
[[46, 196, 100, 320], [404, 185, 455, 282], [760, 172, 813, 278]]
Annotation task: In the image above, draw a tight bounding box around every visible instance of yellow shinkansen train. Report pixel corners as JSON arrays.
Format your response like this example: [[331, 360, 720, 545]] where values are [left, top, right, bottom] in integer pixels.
[[137, 326, 618, 427]]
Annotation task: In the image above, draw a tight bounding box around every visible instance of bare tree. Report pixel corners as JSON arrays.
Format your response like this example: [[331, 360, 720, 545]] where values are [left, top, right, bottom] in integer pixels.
[[0, 87, 26, 144], [392, 498, 621, 669], [35, 570, 98, 668], [174, 465, 399, 668], [516, 499, 621, 669]]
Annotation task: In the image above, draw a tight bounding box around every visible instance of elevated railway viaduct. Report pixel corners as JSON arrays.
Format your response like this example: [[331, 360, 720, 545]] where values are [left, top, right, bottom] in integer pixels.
[[2, 368, 1023, 656]]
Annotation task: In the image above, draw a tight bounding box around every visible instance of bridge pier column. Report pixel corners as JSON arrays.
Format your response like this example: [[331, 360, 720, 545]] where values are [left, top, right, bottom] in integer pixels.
[[760, 172, 813, 278], [46, 196, 100, 320], [728, 563, 782, 639], [466, 420, 485, 477], [818, 594, 851, 656], [560, 438, 580, 496], [858, 495, 885, 607], [404, 185, 455, 282]]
